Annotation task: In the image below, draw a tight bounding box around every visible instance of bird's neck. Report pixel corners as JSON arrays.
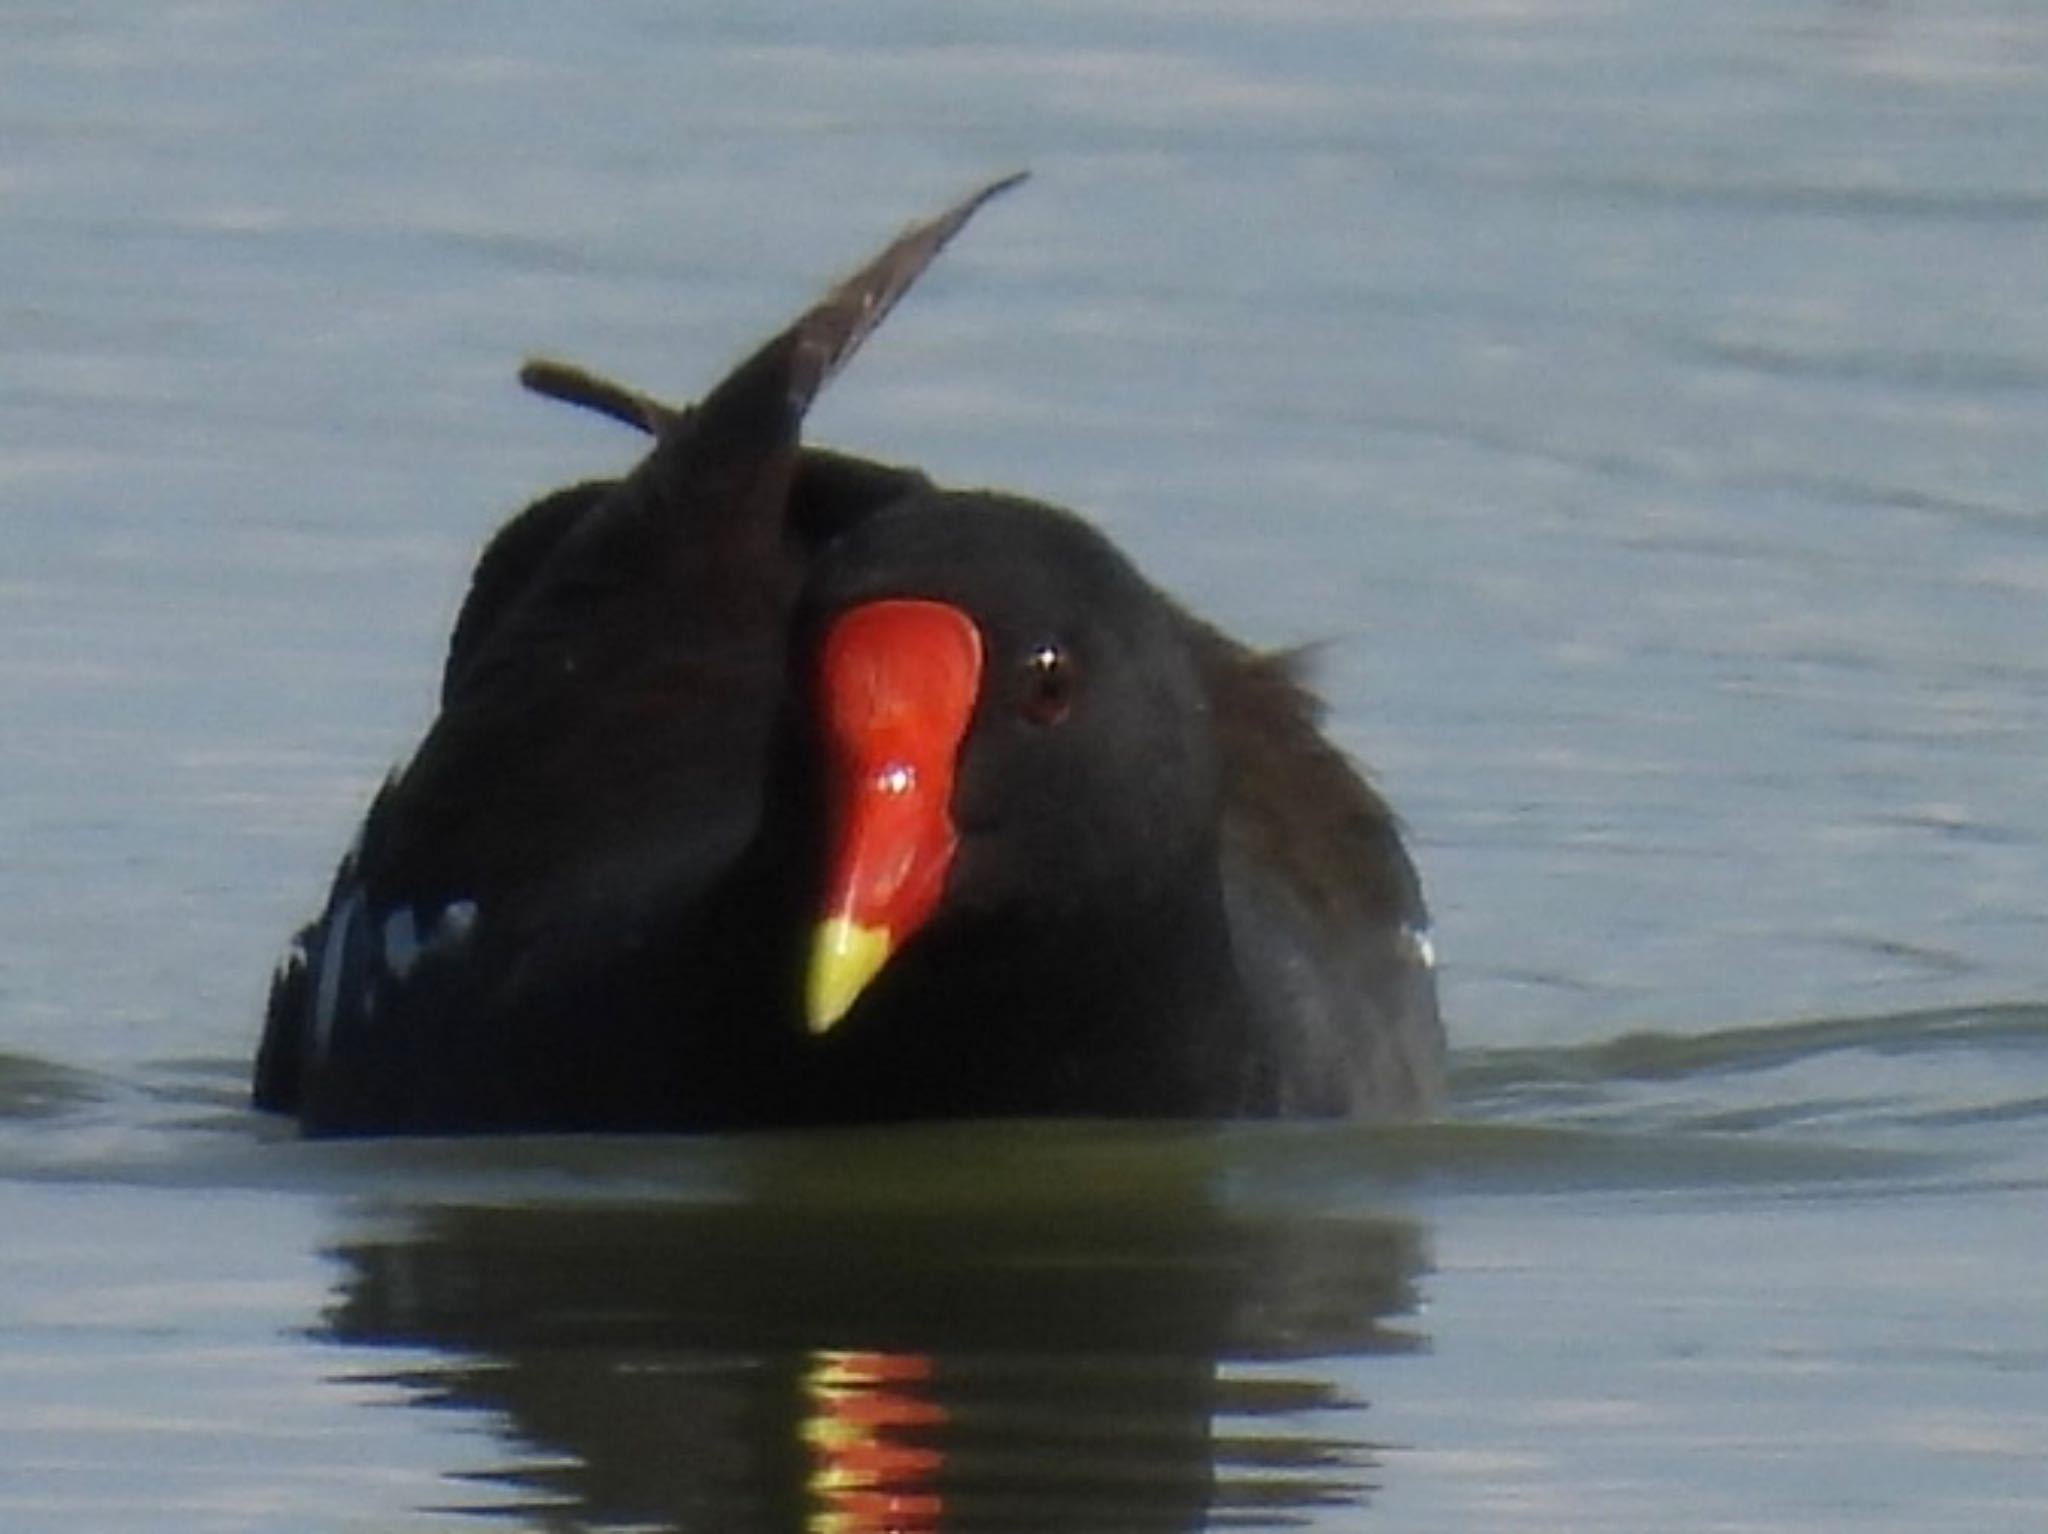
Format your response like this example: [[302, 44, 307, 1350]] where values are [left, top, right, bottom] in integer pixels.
[[884, 870, 1260, 1118]]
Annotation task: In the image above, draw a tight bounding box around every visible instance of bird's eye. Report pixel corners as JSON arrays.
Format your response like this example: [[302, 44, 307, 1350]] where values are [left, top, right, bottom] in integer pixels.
[[1019, 641, 1077, 727]]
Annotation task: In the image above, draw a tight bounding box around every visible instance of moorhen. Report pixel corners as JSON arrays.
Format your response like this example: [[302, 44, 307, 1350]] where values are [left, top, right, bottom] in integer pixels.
[[254, 177, 1444, 1135]]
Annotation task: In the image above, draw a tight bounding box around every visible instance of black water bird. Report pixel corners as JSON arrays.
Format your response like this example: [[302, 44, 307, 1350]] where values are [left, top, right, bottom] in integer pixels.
[[254, 177, 1443, 1134]]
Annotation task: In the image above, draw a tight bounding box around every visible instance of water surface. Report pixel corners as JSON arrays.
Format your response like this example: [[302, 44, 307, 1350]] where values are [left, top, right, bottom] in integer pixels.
[[3, 2, 2045, 1529]]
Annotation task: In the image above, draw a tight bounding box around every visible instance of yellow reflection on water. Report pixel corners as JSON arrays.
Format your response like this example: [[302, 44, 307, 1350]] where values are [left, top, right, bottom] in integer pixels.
[[804, 1347, 948, 1534]]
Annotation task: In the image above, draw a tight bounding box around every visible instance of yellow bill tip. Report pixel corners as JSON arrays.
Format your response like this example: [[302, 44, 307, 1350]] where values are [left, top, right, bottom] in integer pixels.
[[806, 916, 894, 1036]]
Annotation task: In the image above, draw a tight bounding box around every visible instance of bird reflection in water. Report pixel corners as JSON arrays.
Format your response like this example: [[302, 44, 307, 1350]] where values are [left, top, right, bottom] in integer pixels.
[[803, 1350, 944, 1533], [314, 1132, 1428, 1531]]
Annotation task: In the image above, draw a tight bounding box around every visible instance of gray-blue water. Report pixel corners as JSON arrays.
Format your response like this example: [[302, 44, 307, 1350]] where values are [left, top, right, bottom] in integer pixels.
[[4, 3, 2045, 1529]]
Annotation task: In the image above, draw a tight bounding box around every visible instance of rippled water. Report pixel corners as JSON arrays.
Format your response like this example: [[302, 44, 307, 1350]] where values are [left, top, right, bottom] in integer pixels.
[[6, 1007, 2046, 1530], [4, 2, 2046, 1530]]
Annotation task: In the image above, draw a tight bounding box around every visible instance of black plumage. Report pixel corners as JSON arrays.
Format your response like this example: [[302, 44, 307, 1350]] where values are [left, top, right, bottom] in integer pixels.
[[254, 178, 1442, 1135]]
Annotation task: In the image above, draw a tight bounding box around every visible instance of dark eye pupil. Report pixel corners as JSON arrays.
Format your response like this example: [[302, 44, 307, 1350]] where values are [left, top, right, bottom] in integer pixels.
[[1021, 643, 1074, 725]]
